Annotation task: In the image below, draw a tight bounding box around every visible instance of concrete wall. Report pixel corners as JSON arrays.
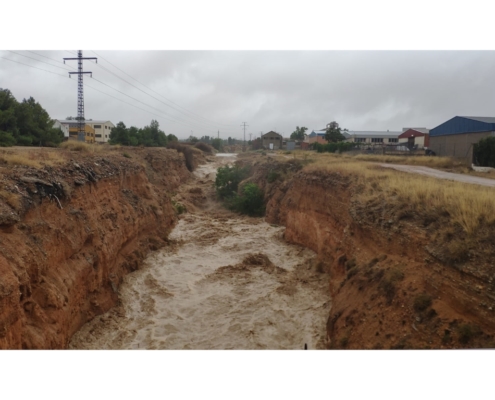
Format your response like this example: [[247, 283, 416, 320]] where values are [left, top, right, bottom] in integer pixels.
[[53, 121, 69, 138], [262, 133, 283, 150], [398, 136, 426, 148], [86, 122, 115, 143], [308, 136, 328, 145], [286, 141, 295, 151], [429, 131, 495, 161]]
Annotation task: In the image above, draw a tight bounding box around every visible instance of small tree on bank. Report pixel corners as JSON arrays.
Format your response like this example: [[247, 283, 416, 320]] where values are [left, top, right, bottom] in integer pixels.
[[474, 136, 495, 167], [325, 121, 346, 143], [290, 126, 308, 141]]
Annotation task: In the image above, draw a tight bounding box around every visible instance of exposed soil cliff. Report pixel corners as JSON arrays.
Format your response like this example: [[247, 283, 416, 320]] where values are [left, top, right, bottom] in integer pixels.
[[248, 157, 495, 349], [0, 147, 201, 349]]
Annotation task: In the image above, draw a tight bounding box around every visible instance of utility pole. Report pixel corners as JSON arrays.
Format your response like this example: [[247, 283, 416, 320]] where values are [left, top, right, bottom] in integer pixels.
[[63, 51, 97, 142], [218, 130, 219, 139], [249, 133, 252, 142], [241, 122, 249, 145]]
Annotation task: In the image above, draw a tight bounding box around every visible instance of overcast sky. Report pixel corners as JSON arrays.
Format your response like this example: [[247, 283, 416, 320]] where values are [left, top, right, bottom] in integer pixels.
[[2, 50, 495, 139], [4, 1, 495, 142]]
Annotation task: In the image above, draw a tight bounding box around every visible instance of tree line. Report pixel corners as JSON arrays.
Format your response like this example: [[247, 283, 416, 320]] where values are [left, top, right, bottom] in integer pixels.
[[0, 88, 64, 147], [109, 120, 178, 147]]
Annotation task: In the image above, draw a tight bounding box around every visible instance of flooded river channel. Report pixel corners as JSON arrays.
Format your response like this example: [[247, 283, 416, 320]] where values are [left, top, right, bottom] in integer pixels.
[[70, 154, 331, 349]]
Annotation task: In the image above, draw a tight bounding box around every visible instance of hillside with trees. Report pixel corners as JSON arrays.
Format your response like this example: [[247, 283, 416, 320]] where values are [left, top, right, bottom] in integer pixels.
[[0, 88, 64, 147]]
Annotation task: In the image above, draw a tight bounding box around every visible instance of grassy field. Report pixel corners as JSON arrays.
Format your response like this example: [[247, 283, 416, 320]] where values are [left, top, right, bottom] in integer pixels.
[[0, 143, 118, 168], [303, 154, 495, 235]]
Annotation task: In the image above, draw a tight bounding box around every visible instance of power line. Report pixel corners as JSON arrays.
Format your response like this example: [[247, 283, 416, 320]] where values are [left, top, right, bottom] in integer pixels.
[[0, 56, 70, 78], [89, 75, 222, 133], [92, 62, 212, 128], [7, 50, 73, 71], [90, 76, 215, 130], [91, 50, 237, 128], [0, 55, 183, 125], [0, 50, 190, 127], [83, 83, 183, 123], [26, 50, 75, 67], [1, 54, 227, 135], [92, 50, 235, 127]]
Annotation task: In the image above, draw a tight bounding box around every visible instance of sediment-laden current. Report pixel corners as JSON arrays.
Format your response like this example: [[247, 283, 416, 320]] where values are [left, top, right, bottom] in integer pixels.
[[69, 155, 330, 349]]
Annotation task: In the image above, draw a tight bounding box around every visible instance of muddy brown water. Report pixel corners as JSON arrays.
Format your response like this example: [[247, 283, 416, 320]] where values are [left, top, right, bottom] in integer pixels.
[[70, 154, 331, 350]]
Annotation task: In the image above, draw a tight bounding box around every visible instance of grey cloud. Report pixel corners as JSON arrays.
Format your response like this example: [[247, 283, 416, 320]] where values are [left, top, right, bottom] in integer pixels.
[[2, 50, 495, 139]]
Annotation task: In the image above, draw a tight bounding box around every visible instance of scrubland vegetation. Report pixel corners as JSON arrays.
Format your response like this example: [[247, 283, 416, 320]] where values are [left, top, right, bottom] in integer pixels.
[[304, 153, 495, 235], [0, 148, 67, 168]]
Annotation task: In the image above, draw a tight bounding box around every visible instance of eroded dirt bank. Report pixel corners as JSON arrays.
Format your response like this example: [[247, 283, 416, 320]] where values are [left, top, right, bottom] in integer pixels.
[[0, 147, 200, 349], [70, 156, 330, 350], [247, 157, 495, 349]]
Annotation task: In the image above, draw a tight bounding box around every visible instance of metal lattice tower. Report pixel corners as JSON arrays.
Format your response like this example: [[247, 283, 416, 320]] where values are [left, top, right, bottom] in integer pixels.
[[64, 51, 97, 141]]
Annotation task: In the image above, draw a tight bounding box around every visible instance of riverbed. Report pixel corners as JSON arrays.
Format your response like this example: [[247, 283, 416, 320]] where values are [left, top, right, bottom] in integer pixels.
[[69, 155, 330, 350]]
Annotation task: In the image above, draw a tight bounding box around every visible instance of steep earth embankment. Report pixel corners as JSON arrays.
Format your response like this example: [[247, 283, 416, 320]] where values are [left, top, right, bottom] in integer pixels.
[[0, 147, 202, 349], [69, 156, 330, 350], [248, 158, 495, 349]]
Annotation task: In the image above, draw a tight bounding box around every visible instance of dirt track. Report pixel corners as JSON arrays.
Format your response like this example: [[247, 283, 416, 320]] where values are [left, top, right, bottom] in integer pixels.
[[69, 155, 331, 349], [380, 163, 495, 187]]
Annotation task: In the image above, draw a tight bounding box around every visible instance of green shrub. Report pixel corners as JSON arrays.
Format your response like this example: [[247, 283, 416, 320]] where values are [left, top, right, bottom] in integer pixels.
[[267, 170, 280, 183], [16, 135, 33, 146], [0, 131, 16, 147], [413, 293, 432, 312], [172, 200, 187, 215], [215, 165, 250, 199], [314, 141, 361, 154], [211, 138, 223, 152], [232, 182, 265, 217], [474, 136, 495, 168], [123, 152, 131, 158]]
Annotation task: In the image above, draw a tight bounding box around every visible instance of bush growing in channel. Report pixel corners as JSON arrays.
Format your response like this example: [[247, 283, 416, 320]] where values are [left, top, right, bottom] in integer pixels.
[[215, 165, 264, 216]]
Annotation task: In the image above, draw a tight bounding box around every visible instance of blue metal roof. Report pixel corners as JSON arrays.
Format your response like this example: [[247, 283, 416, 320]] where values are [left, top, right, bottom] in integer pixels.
[[430, 116, 495, 137]]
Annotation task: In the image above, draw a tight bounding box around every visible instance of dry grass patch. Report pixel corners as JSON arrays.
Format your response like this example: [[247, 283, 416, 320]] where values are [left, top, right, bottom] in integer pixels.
[[0, 153, 43, 168], [59, 141, 102, 153], [0, 148, 67, 168], [305, 158, 495, 235], [351, 153, 466, 169], [0, 190, 22, 211]]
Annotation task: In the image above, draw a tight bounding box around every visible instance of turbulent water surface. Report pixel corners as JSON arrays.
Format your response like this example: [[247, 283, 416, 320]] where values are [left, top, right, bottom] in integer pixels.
[[70, 155, 331, 350]]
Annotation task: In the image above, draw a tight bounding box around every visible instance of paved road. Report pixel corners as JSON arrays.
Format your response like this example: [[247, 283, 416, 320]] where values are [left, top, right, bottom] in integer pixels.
[[380, 164, 495, 188]]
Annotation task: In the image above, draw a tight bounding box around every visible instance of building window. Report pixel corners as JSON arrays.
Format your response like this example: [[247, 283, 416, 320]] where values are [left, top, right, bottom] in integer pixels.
[[371, 138, 383, 143], [388, 138, 398, 143], [355, 138, 366, 143], [105, 135, 108, 138], [94, 125, 101, 129], [105, 126, 108, 129], [96, 134, 102, 138]]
